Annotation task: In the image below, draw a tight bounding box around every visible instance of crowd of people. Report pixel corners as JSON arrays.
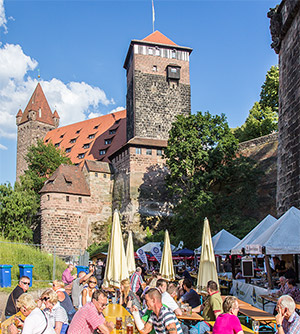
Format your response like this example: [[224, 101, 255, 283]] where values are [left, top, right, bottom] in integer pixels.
[[4, 263, 300, 334]]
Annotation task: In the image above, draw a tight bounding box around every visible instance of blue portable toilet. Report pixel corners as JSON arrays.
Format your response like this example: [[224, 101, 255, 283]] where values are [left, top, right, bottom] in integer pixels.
[[18, 264, 34, 287], [0, 265, 13, 287], [76, 265, 89, 275]]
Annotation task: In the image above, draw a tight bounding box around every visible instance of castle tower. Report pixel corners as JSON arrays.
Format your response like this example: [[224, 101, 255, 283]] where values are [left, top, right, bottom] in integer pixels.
[[111, 32, 193, 238], [16, 83, 59, 181], [124, 30, 192, 141]]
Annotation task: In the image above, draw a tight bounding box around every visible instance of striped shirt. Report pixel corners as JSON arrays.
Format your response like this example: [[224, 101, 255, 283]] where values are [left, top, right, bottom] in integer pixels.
[[68, 302, 105, 334], [148, 305, 183, 334], [130, 272, 144, 293], [282, 311, 300, 334]]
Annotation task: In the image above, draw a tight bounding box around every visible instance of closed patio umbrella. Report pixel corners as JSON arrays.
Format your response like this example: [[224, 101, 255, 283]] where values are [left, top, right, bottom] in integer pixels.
[[103, 210, 129, 288], [197, 217, 218, 291], [126, 231, 136, 276], [160, 230, 175, 280]]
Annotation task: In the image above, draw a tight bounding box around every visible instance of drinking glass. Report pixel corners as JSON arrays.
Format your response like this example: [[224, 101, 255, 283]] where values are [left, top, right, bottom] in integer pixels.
[[252, 320, 259, 334], [116, 317, 122, 330]]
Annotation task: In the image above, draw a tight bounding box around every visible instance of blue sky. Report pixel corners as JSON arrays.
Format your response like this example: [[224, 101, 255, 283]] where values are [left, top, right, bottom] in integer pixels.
[[0, 0, 279, 185]]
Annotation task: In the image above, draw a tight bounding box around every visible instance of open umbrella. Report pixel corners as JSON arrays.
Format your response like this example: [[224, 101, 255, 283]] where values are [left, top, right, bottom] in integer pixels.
[[126, 231, 136, 276], [103, 210, 129, 288], [160, 230, 175, 280], [197, 217, 218, 291]]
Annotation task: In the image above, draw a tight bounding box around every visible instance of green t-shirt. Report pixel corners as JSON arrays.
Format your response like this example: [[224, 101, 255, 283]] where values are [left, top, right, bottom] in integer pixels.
[[202, 291, 223, 321]]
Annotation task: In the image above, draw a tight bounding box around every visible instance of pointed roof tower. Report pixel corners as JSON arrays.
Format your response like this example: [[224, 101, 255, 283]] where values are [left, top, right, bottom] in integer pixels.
[[19, 83, 57, 126]]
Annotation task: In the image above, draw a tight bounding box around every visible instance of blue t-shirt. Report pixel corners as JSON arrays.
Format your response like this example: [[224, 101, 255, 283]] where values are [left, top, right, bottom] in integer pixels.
[[181, 289, 201, 308]]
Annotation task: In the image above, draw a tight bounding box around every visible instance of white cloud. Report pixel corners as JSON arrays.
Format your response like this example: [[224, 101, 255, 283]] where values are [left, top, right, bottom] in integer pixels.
[[0, 0, 7, 33], [109, 106, 125, 114], [0, 143, 7, 150], [0, 43, 115, 140]]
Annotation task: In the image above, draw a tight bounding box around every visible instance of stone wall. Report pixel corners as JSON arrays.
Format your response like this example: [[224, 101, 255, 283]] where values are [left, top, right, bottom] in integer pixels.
[[269, 0, 300, 215], [40, 192, 89, 256], [239, 133, 278, 219], [16, 120, 55, 181], [112, 145, 170, 240]]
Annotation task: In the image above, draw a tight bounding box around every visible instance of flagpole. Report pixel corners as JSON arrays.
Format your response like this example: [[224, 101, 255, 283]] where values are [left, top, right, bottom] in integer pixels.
[[152, 0, 155, 32]]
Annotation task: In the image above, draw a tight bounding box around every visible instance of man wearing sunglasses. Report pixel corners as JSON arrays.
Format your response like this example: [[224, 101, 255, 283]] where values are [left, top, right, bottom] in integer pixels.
[[68, 289, 114, 334], [5, 276, 31, 318]]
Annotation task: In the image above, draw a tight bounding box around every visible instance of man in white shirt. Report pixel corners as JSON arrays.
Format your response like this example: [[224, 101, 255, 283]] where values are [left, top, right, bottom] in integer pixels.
[[156, 279, 182, 316]]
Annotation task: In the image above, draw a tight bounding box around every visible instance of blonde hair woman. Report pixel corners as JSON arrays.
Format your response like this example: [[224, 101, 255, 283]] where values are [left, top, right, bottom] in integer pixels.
[[212, 296, 244, 334], [81, 276, 97, 307], [119, 279, 141, 311], [40, 289, 69, 334], [52, 280, 75, 322], [9, 293, 55, 334]]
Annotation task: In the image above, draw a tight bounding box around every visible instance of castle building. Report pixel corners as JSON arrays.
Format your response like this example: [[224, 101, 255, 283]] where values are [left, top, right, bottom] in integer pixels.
[[16, 31, 193, 255]]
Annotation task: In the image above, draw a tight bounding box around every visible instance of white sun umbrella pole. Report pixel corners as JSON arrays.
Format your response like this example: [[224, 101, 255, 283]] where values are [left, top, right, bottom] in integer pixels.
[[126, 230, 136, 276], [197, 217, 219, 291], [103, 210, 129, 288], [160, 230, 175, 281]]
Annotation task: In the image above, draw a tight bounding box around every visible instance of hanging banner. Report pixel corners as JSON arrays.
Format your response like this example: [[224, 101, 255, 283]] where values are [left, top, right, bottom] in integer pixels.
[[137, 247, 149, 269], [151, 246, 162, 263]]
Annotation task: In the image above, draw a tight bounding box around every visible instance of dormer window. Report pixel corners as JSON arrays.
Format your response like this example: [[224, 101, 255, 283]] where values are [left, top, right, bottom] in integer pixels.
[[99, 149, 106, 155], [88, 134, 95, 139], [109, 129, 117, 135], [60, 134, 64, 138], [83, 143, 90, 149], [78, 153, 85, 159], [76, 129, 81, 134], [94, 124, 99, 129], [65, 147, 72, 153], [55, 143, 60, 148], [70, 138, 77, 144], [105, 139, 112, 145]]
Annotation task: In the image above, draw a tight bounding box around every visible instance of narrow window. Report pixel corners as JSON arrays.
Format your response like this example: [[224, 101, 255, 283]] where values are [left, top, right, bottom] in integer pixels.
[[47, 195, 50, 201], [157, 149, 163, 156], [146, 149, 152, 155], [136, 148, 141, 155], [103, 173, 107, 179], [66, 196, 70, 202], [78, 197, 82, 203], [153, 65, 157, 72], [95, 172, 98, 177]]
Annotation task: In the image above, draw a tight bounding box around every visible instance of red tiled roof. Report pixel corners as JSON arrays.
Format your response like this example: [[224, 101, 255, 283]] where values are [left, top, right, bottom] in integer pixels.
[[44, 110, 127, 168], [142, 31, 177, 46], [16, 109, 22, 117], [84, 160, 113, 174], [40, 164, 90, 195], [19, 83, 56, 126]]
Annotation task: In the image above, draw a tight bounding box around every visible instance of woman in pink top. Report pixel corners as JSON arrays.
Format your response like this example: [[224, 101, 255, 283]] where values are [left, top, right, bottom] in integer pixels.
[[213, 296, 244, 334]]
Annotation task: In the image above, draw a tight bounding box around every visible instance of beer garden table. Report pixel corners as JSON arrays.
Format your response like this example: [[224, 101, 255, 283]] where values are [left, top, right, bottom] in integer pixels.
[[103, 304, 134, 334]]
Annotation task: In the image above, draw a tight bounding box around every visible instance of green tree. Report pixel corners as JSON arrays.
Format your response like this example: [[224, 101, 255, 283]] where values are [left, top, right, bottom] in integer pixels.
[[164, 112, 261, 248], [0, 183, 39, 241], [260, 65, 279, 112], [20, 139, 72, 193], [234, 65, 279, 142]]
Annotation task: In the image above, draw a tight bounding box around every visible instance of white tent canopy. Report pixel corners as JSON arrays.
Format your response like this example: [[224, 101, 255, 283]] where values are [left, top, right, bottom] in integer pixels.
[[231, 214, 277, 255], [195, 229, 240, 255], [248, 206, 300, 255], [139, 242, 175, 253]]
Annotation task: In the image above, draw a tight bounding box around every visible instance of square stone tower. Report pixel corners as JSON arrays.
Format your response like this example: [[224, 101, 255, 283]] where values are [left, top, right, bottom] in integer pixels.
[[124, 31, 192, 141]]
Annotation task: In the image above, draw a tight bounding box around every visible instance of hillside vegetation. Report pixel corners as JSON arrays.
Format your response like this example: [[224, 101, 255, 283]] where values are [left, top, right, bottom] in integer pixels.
[[0, 239, 66, 285]]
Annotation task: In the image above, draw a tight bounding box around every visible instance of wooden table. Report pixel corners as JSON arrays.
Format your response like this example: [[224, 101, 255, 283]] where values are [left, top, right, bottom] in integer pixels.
[[103, 304, 134, 334], [177, 312, 203, 321], [260, 294, 278, 311], [0, 311, 25, 334]]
